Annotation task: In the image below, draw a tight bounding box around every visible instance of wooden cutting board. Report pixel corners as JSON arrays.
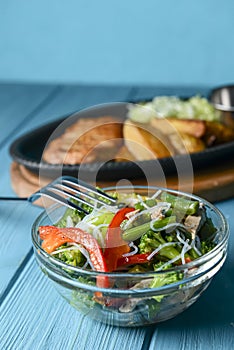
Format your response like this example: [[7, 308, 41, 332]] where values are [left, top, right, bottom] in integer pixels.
[[10, 160, 234, 203]]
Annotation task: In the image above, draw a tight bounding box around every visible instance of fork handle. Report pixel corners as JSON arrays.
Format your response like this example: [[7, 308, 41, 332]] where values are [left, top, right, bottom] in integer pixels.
[[0, 197, 28, 201]]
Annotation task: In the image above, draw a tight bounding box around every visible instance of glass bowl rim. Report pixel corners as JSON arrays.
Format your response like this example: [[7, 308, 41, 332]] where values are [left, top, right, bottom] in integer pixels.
[[31, 185, 229, 281]]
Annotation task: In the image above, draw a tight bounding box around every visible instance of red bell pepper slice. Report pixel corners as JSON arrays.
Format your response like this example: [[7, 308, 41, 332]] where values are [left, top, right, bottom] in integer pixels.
[[39, 226, 109, 288], [39, 226, 74, 254], [117, 253, 151, 268], [103, 207, 135, 272]]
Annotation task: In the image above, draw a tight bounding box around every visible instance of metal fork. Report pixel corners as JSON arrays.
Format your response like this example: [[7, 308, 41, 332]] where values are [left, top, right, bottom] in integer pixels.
[[1, 176, 117, 214]]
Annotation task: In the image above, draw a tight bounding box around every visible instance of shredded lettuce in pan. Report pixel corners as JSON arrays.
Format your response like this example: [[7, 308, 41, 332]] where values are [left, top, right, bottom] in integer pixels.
[[127, 96, 221, 123]]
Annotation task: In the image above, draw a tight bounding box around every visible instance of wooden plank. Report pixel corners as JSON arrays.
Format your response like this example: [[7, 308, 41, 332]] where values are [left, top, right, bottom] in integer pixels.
[[0, 257, 147, 350], [17, 84, 136, 130], [130, 85, 210, 101], [0, 201, 41, 296], [149, 271, 234, 349], [0, 83, 57, 146], [0, 83, 59, 295], [0, 83, 135, 145]]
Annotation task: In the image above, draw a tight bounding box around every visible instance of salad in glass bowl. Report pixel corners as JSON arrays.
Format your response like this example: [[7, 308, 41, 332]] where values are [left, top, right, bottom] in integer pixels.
[[31, 186, 229, 327]]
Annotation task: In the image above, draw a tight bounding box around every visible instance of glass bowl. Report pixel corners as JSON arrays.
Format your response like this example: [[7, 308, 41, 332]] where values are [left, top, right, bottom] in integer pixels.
[[31, 186, 229, 327]]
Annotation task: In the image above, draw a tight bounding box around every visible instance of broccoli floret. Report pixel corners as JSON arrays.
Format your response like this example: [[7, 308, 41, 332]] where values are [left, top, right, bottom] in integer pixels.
[[53, 245, 86, 267], [164, 231, 200, 260], [139, 230, 181, 261], [150, 262, 183, 302], [200, 240, 216, 255], [56, 206, 85, 228]]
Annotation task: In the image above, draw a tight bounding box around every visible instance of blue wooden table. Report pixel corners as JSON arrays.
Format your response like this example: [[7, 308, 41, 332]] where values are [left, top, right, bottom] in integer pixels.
[[0, 83, 233, 350]]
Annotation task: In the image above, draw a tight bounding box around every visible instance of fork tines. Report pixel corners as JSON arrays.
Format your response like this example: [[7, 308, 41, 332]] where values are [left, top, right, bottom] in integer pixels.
[[30, 176, 116, 213]]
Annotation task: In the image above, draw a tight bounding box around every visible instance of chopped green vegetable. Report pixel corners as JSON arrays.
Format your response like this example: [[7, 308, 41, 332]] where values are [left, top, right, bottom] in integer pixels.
[[122, 216, 176, 241], [139, 230, 181, 261], [150, 262, 183, 302], [134, 198, 157, 210], [160, 192, 199, 216]]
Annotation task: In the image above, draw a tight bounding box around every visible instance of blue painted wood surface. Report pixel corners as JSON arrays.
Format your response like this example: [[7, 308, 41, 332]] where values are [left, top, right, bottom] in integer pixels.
[[0, 83, 233, 350]]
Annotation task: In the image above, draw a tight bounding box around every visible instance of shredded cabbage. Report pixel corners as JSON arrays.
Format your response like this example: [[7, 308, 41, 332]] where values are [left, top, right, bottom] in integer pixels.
[[127, 96, 221, 123]]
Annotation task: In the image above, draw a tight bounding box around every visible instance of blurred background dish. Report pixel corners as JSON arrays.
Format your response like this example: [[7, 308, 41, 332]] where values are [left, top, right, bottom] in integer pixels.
[[9, 98, 234, 182]]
